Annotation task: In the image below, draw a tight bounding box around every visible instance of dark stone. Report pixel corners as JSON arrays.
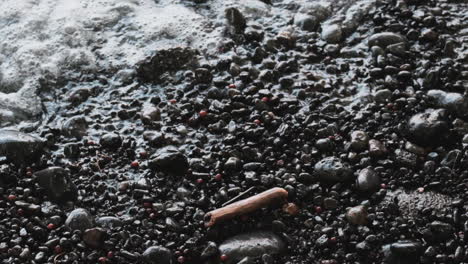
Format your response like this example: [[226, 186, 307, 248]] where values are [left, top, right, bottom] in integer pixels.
[[428, 221, 453, 242], [137, 47, 198, 82], [225, 8, 246, 34], [382, 240, 422, 264], [96, 216, 123, 230], [218, 231, 285, 264], [314, 157, 353, 182], [356, 168, 380, 193], [149, 146, 188, 174], [201, 242, 218, 258], [62, 116, 88, 139], [100, 133, 122, 149], [142, 246, 172, 264], [0, 130, 45, 164], [83, 227, 107, 248], [407, 109, 449, 146], [34, 167, 77, 202]]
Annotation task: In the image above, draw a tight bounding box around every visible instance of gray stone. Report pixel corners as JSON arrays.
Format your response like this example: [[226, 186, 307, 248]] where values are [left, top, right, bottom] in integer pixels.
[[427, 90, 468, 118], [346, 205, 367, 225], [35, 167, 77, 202], [218, 231, 285, 264], [100, 133, 122, 149], [356, 168, 380, 193], [321, 24, 342, 43], [368, 32, 407, 48], [62, 116, 88, 139], [65, 208, 93, 231], [96, 216, 123, 229], [314, 157, 353, 182]]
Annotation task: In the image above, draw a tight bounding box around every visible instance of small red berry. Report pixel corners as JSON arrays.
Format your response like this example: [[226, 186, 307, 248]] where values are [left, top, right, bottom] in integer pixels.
[[177, 256, 185, 263], [220, 254, 228, 262], [328, 135, 335, 140], [199, 110, 208, 118], [417, 187, 424, 193], [26, 171, 33, 177], [329, 237, 337, 243], [261, 97, 269, 102], [169, 99, 177, 104], [253, 119, 261, 125], [98, 257, 108, 263], [107, 251, 114, 258], [143, 202, 152, 208], [380, 183, 387, 189], [88, 140, 95, 145], [54, 245, 62, 254], [228, 84, 236, 88], [131, 161, 139, 168], [7, 195, 16, 201], [140, 151, 148, 158], [47, 224, 56, 230], [214, 174, 222, 181], [149, 212, 157, 219], [315, 206, 323, 214], [196, 178, 204, 184]]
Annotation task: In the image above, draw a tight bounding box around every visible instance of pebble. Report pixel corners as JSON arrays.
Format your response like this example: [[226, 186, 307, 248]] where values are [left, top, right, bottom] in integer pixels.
[[34, 167, 77, 202], [142, 246, 172, 264], [65, 208, 94, 231], [0, 130, 45, 164], [350, 131, 369, 151], [346, 205, 367, 225], [83, 227, 106, 248], [355, 168, 380, 193], [218, 231, 285, 264], [407, 109, 449, 146], [382, 240, 422, 264], [368, 32, 407, 48], [314, 157, 353, 182], [149, 146, 188, 174]]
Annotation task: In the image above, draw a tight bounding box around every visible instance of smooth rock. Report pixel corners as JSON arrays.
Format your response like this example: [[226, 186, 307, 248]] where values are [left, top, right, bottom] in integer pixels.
[[356, 168, 380, 193], [382, 240, 422, 264], [350, 131, 369, 151], [100, 133, 122, 149], [62, 116, 88, 139], [65, 208, 94, 231], [368, 32, 407, 48], [218, 231, 285, 264], [321, 24, 342, 43], [427, 90, 468, 118], [142, 246, 172, 264], [0, 130, 45, 164], [34, 167, 77, 202]]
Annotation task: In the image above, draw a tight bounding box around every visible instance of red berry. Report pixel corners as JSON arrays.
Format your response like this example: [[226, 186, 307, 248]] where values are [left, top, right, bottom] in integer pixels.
[[196, 178, 204, 184], [7, 195, 16, 201], [47, 224, 56, 230], [17, 208, 25, 216], [380, 183, 387, 189], [140, 151, 148, 158], [98, 257, 108, 263], [328, 135, 335, 140], [107, 251, 114, 258], [253, 119, 261, 125], [169, 99, 177, 104], [417, 187, 424, 193], [261, 97, 269, 102], [26, 171, 33, 177], [149, 212, 157, 219], [131, 161, 139, 168], [177, 256, 185, 263], [220, 254, 228, 262], [329, 237, 337, 243], [143, 202, 152, 208], [315, 206, 323, 214], [214, 174, 222, 181], [54, 245, 62, 254], [88, 140, 95, 145], [199, 110, 208, 118], [228, 84, 236, 88]]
